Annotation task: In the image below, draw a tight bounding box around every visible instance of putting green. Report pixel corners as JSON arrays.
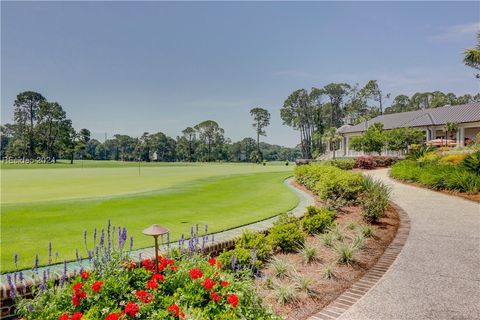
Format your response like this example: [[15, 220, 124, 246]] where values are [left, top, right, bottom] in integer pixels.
[[1, 162, 296, 272]]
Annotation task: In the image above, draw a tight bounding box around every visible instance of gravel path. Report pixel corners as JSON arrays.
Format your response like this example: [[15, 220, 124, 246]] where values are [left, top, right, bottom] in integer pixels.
[[339, 168, 480, 320]]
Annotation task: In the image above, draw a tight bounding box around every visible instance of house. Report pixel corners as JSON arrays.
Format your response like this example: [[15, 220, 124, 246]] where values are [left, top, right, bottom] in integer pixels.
[[333, 102, 480, 157]]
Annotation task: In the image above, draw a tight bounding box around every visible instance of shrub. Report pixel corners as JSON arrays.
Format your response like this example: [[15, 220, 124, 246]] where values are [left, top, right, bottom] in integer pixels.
[[236, 230, 272, 263], [330, 158, 355, 170], [314, 169, 364, 203], [391, 160, 480, 193], [274, 283, 297, 305], [462, 151, 480, 175], [355, 156, 374, 169], [360, 176, 391, 222], [295, 164, 364, 204], [418, 152, 441, 164], [270, 257, 290, 279], [334, 242, 357, 265], [291, 271, 315, 296], [439, 153, 467, 166], [444, 170, 480, 193], [351, 233, 365, 250], [268, 215, 305, 252], [322, 263, 335, 279], [372, 156, 398, 167], [347, 221, 358, 230], [406, 144, 436, 160], [219, 247, 259, 271], [360, 225, 374, 238], [298, 244, 318, 264], [301, 209, 336, 235]]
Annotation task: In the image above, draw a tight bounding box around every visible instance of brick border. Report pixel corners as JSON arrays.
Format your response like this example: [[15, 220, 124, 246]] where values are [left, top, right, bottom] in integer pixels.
[[308, 202, 411, 320]]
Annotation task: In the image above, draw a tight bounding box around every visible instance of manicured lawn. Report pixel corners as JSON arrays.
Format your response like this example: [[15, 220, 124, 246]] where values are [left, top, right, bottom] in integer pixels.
[[1, 162, 297, 272]]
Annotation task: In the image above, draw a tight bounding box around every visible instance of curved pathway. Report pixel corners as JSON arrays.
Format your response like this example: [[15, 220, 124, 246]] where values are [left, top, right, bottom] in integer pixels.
[[338, 169, 480, 320]]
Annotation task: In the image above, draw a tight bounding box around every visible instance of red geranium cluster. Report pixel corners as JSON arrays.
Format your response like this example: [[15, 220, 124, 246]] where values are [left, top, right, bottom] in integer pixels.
[[167, 303, 185, 318], [142, 256, 176, 273], [59, 312, 83, 320], [124, 301, 139, 317], [71, 283, 86, 306]]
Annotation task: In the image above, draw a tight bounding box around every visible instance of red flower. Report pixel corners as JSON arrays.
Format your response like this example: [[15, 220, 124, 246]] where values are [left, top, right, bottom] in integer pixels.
[[91, 281, 104, 293], [142, 259, 154, 271], [202, 278, 215, 290], [151, 273, 164, 282], [135, 290, 154, 303], [170, 265, 178, 271], [227, 294, 239, 307], [72, 283, 83, 291], [59, 313, 69, 320], [125, 302, 139, 317], [105, 314, 119, 320], [72, 289, 87, 306], [208, 257, 216, 265], [189, 268, 203, 280], [128, 262, 137, 269], [167, 303, 180, 316], [180, 312, 185, 318], [220, 280, 229, 287], [210, 291, 221, 302], [80, 271, 89, 280], [71, 312, 83, 320], [146, 279, 158, 289]]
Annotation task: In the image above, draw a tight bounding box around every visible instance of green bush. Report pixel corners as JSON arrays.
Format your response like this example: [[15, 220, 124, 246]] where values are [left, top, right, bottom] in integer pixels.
[[219, 247, 259, 270], [462, 151, 480, 175], [390, 160, 480, 193], [301, 209, 336, 234], [444, 170, 480, 193], [314, 169, 364, 203], [267, 215, 305, 252], [360, 176, 391, 222], [330, 159, 355, 170], [236, 230, 273, 263]]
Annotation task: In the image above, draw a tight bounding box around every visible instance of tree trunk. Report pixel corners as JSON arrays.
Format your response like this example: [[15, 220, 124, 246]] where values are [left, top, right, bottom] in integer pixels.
[[70, 152, 74, 164]]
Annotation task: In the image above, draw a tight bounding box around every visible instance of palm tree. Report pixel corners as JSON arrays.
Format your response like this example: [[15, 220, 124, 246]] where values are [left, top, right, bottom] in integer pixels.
[[463, 32, 480, 79], [323, 127, 342, 159]]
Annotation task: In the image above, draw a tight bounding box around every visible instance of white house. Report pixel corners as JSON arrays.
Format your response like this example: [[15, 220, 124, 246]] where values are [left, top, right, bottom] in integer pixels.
[[332, 102, 480, 157]]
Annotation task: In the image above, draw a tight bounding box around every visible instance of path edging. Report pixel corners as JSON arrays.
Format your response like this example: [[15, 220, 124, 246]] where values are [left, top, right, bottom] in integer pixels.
[[307, 201, 411, 320]]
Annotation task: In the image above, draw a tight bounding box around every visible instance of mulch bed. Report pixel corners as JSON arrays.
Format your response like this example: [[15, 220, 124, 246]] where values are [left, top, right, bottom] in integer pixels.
[[256, 181, 400, 320]]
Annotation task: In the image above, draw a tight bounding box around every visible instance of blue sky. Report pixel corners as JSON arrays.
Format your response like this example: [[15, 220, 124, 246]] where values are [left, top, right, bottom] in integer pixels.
[[2, 1, 479, 147]]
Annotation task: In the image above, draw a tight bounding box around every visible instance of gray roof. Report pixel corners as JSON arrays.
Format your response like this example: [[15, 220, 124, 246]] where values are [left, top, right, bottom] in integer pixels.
[[338, 103, 480, 134]]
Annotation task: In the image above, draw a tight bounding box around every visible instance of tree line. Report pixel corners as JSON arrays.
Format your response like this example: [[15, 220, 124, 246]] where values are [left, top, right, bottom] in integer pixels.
[[0, 91, 299, 162], [280, 80, 479, 159]]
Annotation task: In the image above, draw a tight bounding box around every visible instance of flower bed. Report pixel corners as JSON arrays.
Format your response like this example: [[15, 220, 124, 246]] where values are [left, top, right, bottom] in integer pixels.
[[15, 252, 279, 320]]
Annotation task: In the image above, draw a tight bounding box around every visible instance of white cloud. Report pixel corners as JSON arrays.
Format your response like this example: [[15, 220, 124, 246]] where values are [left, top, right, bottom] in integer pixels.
[[429, 22, 479, 42]]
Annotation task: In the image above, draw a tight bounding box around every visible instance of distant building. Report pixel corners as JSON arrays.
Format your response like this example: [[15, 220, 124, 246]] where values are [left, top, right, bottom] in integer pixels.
[[332, 103, 480, 157]]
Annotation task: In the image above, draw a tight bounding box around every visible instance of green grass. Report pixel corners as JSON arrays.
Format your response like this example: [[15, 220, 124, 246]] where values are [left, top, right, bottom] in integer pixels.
[[1, 161, 297, 272]]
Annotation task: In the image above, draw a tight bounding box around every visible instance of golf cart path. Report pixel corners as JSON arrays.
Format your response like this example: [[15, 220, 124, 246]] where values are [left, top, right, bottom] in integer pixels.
[[338, 169, 480, 320]]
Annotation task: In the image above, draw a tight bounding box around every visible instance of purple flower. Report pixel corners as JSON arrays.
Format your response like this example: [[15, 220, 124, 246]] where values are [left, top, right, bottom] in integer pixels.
[[204, 224, 208, 234], [99, 229, 105, 247], [19, 271, 24, 281], [40, 270, 47, 292], [129, 236, 134, 252], [32, 254, 39, 273], [13, 253, 18, 269], [6, 274, 16, 299], [63, 259, 67, 275], [48, 242, 52, 264]]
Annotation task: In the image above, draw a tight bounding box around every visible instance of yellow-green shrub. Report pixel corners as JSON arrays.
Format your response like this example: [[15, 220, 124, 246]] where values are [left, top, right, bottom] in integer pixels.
[[439, 153, 467, 166]]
